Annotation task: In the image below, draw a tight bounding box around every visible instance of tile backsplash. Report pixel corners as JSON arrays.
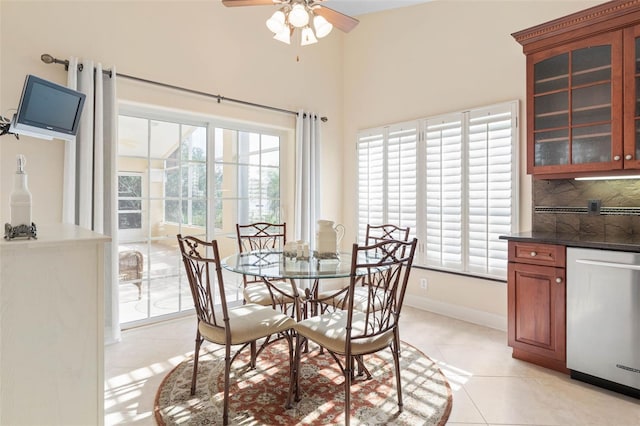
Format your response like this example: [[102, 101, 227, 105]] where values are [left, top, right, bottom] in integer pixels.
[[533, 179, 640, 237]]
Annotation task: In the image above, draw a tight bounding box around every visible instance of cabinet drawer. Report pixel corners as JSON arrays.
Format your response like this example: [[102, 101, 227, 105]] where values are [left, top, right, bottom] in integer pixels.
[[508, 241, 566, 267]]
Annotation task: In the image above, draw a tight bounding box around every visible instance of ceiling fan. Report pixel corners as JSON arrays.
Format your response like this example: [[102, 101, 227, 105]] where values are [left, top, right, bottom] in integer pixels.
[[222, 0, 359, 46]]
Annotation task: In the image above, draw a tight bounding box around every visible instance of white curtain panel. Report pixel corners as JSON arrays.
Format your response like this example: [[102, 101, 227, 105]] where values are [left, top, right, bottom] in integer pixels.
[[66, 58, 120, 344], [294, 111, 321, 248]]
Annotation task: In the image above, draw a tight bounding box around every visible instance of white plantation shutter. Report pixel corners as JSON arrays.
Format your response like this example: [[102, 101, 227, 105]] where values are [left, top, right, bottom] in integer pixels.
[[466, 103, 517, 278], [357, 124, 418, 244], [387, 125, 417, 235], [357, 130, 385, 241], [357, 100, 517, 280], [424, 115, 463, 270]]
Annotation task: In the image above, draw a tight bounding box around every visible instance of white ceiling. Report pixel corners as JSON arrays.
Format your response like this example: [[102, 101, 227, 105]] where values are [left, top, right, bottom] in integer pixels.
[[325, 0, 432, 17]]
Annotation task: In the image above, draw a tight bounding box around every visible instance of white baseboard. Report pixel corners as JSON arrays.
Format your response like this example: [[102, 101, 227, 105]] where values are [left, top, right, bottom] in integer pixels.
[[405, 295, 507, 332]]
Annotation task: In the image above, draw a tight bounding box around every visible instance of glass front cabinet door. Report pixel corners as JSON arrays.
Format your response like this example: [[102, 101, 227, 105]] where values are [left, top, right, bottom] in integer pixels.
[[527, 31, 623, 176], [623, 24, 640, 170]]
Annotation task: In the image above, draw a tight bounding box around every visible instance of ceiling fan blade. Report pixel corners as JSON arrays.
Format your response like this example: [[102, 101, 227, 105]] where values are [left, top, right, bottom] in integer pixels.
[[314, 6, 359, 33], [222, 0, 282, 7]]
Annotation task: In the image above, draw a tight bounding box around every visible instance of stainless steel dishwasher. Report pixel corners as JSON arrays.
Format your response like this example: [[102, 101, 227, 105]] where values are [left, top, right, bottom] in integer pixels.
[[566, 247, 640, 398]]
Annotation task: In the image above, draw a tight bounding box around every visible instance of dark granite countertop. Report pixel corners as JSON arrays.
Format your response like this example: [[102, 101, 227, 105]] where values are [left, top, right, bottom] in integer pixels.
[[499, 232, 640, 253]]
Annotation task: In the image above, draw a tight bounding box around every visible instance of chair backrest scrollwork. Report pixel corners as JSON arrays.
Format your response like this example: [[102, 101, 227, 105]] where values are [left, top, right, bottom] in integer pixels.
[[236, 222, 287, 288], [236, 222, 287, 253], [177, 234, 227, 331], [345, 238, 418, 348], [365, 224, 411, 245]]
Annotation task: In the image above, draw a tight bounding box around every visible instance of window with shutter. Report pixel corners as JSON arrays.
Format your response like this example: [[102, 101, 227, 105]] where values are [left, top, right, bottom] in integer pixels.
[[357, 123, 417, 244], [357, 101, 518, 280], [387, 125, 418, 235], [357, 130, 385, 240], [424, 114, 464, 271], [466, 104, 517, 278]]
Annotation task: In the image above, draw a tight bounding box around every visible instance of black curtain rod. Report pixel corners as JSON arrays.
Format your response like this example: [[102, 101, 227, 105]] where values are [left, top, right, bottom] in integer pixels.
[[40, 54, 328, 122]]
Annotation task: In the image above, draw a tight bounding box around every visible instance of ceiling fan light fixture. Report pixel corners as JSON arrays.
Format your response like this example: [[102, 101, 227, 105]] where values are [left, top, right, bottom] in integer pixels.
[[288, 3, 310, 28], [300, 26, 318, 46], [223, 0, 359, 47], [273, 26, 292, 44], [266, 10, 286, 34], [313, 14, 332, 38]]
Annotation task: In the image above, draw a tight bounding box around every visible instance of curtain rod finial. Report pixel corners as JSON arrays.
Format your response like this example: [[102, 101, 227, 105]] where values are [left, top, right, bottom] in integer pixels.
[[41, 54, 55, 64], [41, 54, 69, 68]]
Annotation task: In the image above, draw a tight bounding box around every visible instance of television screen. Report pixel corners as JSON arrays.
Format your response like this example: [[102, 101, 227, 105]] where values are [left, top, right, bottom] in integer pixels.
[[9, 74, 86, 141]]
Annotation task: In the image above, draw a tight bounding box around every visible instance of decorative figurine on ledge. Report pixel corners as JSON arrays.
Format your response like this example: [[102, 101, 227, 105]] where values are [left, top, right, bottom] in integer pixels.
[[4, 154, 36, 240], [4, 223, 37, 240]]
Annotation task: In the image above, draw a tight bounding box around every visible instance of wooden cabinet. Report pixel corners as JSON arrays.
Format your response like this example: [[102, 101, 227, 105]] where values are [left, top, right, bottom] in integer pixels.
[[513, 0, 640, 178], [507, 241, 568, 373]]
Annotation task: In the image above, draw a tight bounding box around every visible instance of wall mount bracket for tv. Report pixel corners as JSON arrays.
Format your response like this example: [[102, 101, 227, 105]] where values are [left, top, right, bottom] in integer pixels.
[[0, 116, 19, 139]]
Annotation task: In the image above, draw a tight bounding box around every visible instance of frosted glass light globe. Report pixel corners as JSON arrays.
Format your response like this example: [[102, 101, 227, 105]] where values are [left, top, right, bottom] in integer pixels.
[[289, 4, 309, 28], [313, 14, 332, 38], [300, 26, 318, 46], [266, 10, 286, 34], [273, 26, 291, 44]]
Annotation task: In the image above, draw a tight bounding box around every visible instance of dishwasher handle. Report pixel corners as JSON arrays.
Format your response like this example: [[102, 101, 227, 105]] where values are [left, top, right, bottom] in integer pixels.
[[575, 258, 640, 271]]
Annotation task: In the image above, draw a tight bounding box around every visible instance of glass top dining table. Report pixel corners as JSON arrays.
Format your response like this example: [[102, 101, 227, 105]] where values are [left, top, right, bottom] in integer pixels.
[[221, 250, 359, 281], [222, 251, 361, 319], [222, 250, 388, 322]]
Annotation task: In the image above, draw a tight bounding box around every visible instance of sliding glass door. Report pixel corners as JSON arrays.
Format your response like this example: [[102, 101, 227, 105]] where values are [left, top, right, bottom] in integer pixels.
[[117, 107, 285, 327], [117, 115, 205, 325]]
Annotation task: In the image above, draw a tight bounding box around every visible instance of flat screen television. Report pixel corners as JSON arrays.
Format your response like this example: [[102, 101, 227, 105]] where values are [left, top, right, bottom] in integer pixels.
[[9, 74, 86, 141]]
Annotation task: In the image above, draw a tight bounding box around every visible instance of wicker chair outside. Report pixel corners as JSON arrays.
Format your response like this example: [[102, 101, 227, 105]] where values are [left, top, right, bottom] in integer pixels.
[[118, 250, 143, 300]]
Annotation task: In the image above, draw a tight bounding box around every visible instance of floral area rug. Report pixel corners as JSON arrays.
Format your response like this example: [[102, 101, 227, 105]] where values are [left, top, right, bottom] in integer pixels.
[[154, 340, 452, 425]]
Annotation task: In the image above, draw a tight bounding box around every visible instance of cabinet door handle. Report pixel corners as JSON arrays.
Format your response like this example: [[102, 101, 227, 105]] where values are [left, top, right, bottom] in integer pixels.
[[530, 251, 537, 257], [555, 277, 562, 284], [614, 155, 621, 161], [626, 154, 633, 160]]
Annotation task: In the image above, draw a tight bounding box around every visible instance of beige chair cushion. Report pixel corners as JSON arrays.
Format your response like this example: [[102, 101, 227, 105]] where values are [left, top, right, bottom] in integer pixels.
[[294, 310, 395, 355], [316, 288, 347, 308], [243, 280, 296, 305], [198, 303, 296, 345], [317, 286, 386, 312]]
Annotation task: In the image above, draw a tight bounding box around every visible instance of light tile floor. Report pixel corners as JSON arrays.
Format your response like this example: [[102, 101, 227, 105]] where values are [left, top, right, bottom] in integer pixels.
[[105, 306, 640, 425]]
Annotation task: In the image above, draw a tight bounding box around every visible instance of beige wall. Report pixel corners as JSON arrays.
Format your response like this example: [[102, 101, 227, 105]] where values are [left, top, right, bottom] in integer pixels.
[[0, 0, 605, 329], [0, 0, 345, 228], [341, 0, 602, 329]]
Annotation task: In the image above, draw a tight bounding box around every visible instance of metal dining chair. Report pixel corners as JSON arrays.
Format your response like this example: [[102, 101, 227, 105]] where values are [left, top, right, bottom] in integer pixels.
[[365, 223, 411, 247], [363, 224, 412, 351], [177, 234, 296, 426], [236, 222, 297, 314], [288, 238, 418, 425], [317, 224, 411, 310]]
